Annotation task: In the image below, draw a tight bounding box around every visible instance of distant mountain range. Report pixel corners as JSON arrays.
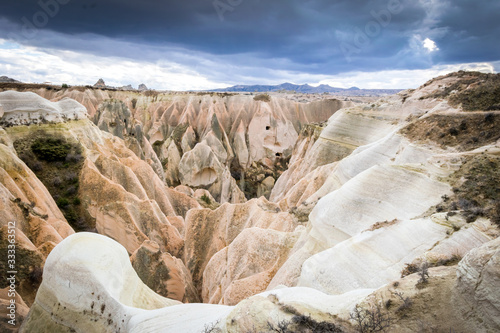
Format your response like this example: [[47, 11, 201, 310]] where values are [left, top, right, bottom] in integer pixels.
[[211, 82, 403, 96]]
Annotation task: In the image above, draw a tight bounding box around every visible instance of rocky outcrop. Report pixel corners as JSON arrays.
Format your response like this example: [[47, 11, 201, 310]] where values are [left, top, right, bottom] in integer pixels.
[[0, 91, 87, 126], [93, 78, 106, 88], [20, 232, 354, 333], [202, 227, 300, 305], [184, 197, 300, 297], [178, 142, 245, 203], [0, 76, 21, 83], [92, 99, 165, 180], [455, 237, 500, 331], [93, 99, 134, 140], [130, 240, 199, 303], [0, 126, 75, 313], [76, 125, 199, 256], [2, 92, 201, 257], [20, 230, 500, 333], [146, 94, 338, 201], [20, 233, 181, 333], [1, 86, 349, 201], [120, 84, 134, 91], [137, 84, 148, 91]]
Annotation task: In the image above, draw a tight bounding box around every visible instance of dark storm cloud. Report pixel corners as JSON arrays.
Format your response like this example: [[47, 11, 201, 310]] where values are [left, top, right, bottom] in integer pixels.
[[0, 0, 498, 78], [432, 0, 500, 64]]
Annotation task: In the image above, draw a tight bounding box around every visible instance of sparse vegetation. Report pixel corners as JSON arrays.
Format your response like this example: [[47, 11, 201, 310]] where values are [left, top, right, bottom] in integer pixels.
[[291, 315, 344, 332], [14, 131, 94, 232], [436, 253, 462, 267], [350, 303, 392, 333], [0, 227, 44, 293], [399, 113, 500, 151], [267, 315, 344, 333], [417, 261, 429, 286], [421, 71, 500, 111], [31, 137, 72, 162], [202, 319, 221, 333], [267, 319, 291, 333], [263, 298, 345, 332], [233, 156, 289, 200], [144, 89, 159, 100], [200, 194, 211, 205], [401, 263, 419, 278], [369, 219, 398, 231], [435, 155, 500, 225], [253, 93, 271, 102], [392, 291, 413, 313]]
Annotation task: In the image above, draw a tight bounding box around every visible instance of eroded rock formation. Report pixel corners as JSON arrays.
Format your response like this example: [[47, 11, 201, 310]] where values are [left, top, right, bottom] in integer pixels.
[[2, 71, 500, 332]]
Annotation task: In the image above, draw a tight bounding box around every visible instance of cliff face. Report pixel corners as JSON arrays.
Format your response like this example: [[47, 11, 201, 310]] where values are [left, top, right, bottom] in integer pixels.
[[2, 71, 500, 333]]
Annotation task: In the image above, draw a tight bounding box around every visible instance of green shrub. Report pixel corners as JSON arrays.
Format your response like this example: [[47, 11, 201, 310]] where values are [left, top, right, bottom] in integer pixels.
[[57, 197, 70, 208], [201, 194, 211, 204], [31, 138, 71, 162]]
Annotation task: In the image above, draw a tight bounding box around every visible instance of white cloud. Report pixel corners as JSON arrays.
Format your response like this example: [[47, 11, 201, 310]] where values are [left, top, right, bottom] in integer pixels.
[[0, 39, 227, 90], [317, 62, 497, 89], [423, 38, 439, 52], [0, 38, 497, 91]]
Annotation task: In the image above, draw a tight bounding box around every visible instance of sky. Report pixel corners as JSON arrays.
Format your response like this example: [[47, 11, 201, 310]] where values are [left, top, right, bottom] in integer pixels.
[[0, 0, 499, 90]]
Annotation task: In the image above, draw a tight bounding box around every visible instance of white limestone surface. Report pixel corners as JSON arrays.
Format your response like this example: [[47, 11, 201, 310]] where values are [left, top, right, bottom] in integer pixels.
[[308, 164, 451, 249], [298, 218, 450, 295], [0, 91, 87, 125], [21, 232, 180, 333]]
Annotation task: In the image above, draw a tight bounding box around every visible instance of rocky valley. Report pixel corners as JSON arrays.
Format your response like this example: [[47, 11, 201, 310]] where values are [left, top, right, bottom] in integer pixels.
[[0, 71, 499, 332]]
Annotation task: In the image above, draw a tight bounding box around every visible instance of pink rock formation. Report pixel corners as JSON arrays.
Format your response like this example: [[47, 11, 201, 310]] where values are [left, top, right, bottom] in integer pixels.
[[183, 197, 300, 297], [131, 240, 199, 303]]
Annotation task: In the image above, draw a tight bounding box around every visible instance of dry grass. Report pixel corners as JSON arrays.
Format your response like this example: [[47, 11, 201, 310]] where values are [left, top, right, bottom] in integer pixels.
[[433, 155, 500, 225], [400, 113, 500, 151], [420, 71, 500, 111]]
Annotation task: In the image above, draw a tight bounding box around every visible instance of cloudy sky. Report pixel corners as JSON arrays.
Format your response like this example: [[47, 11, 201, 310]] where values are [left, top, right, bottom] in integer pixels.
[[0, 0, 498, 90]]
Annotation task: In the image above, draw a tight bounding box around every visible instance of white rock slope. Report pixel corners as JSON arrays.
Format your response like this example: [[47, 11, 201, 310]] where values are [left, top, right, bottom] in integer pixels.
[[0, 91, 87, 126]]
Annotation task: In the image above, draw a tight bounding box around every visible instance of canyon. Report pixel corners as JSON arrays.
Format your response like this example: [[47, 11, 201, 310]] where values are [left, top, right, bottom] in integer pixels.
[[0, 71, 499, 332]]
